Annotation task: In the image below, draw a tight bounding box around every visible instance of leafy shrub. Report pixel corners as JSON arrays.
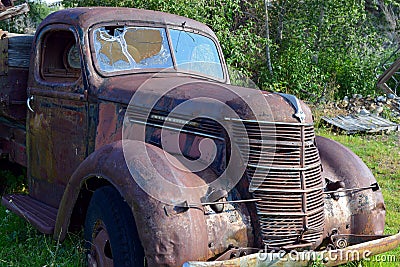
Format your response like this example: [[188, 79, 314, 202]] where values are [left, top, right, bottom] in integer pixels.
[[61, 0, 396, 100]]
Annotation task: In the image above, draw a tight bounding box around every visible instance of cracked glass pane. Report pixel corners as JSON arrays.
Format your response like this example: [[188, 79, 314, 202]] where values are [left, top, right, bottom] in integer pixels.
[[170, 29, 223, 80], [93, 26, 173, 72]]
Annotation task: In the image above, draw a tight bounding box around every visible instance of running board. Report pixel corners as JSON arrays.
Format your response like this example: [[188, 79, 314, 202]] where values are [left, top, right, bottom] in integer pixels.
[[1, 194, 57, 234]]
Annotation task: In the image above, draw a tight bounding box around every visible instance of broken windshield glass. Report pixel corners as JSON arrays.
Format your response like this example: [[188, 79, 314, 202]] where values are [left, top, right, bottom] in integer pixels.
[[170, 29, 223, 80], [92, 25, 224, 80], [93, 26, 173, 72]]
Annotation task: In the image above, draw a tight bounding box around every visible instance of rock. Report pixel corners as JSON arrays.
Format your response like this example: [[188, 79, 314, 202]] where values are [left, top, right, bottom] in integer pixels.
[[376, 96, 387, 103], [324, 93, 398, 120], [359, 108, 370, 115], [387, 93, 396, 99], [369, 103, 376, 111], [375, 106, 384, 115], [338, 100, 349, 108]]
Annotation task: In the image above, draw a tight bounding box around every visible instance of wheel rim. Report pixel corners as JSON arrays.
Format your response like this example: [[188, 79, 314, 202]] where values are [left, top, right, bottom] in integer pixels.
[[88, 220, 114, 267]]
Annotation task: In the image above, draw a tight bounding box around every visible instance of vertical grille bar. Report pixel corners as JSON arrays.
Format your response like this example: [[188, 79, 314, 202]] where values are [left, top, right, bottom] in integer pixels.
[[229, 118, 324, 249]]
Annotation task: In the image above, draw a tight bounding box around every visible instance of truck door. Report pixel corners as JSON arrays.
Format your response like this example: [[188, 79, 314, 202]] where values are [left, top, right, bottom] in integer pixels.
[[26, 25, 88, 208]]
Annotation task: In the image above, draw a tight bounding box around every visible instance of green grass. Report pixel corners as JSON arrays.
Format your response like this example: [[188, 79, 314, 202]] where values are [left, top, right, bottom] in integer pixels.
[[0, 130, 399, 266], [316, 129, 400, 267], [0, 168, 85, 266], [0, 206, 84, 266]]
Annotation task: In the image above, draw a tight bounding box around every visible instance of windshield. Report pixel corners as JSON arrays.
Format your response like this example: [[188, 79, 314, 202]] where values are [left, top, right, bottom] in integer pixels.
[[93, 26, 173, 72], [92, 26, 224, 80], [169, 29, 223, 80]]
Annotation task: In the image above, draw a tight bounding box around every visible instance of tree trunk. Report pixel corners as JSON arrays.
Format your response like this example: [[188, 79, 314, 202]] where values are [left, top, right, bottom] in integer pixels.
[[265, 0, 273, 76], [276, 0, 285, 47]]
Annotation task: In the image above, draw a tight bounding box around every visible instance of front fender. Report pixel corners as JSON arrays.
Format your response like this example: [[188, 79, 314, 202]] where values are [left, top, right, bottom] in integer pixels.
[[54, 140, 211, 266], [316, 136, 385, 238]]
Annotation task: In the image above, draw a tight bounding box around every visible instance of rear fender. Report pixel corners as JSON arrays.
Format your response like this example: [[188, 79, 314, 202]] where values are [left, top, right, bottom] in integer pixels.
[[316, 136, 385, 238]]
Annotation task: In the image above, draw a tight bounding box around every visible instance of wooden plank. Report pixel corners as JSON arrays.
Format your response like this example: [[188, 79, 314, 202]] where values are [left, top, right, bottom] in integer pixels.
[[0, 3, 29, 21], [0, 34, 8, 76], [7, 33, 33, 68], [322, 114, 399, 134]]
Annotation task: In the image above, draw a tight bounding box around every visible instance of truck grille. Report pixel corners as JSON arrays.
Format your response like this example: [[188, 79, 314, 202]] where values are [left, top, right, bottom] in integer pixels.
[[230, 119, 324, 249]]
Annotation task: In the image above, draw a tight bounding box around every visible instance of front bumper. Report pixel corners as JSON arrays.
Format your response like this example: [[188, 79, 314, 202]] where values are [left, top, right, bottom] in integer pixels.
[[184, 232, 400, 267]]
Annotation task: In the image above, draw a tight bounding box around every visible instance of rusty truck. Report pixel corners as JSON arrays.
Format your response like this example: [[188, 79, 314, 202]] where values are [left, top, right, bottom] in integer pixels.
[[0, 7, 399, 267]]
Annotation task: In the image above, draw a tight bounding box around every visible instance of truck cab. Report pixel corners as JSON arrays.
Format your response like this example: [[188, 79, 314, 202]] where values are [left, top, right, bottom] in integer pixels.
[[0, 7, 399, 267]]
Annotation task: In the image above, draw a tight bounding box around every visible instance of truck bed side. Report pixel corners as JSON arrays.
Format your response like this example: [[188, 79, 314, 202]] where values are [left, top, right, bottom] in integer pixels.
[[0, 32, 33, 166]]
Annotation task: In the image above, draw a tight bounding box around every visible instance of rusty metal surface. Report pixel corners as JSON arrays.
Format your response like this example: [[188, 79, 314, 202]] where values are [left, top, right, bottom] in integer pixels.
[[97, 74, 313, 123], [0, 6, 394, 266], [27, 95, 88, 208], [377, 48, 400, 96], [95, 102, 124, 149], [316, 136, 386, 238], [2, 194, 57, 234], [88, 220, 113, 267], [230, 119, 324, 249], [39, 8, 218, 41], [55, 141, 253, 265], [322, 114, 399, 134], [183, 232, 400, 267], [23, 22, 88, 208]]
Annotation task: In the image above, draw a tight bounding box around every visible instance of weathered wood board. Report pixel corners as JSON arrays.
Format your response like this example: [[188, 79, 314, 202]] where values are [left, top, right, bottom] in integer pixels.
[[322, 114, 399, 134]]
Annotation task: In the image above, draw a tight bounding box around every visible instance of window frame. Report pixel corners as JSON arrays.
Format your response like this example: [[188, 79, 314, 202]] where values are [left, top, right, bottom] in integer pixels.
[[89, 21, 227, 82], [34, 24, 84, 92], [168, 28, 224, 80]]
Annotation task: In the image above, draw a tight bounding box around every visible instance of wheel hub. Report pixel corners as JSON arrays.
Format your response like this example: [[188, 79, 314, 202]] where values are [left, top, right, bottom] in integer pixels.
[[88, 221, 114, 267]]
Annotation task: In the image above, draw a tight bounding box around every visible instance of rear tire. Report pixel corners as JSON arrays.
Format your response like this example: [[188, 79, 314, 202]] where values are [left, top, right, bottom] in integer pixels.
[[84, 186, 145, 267]]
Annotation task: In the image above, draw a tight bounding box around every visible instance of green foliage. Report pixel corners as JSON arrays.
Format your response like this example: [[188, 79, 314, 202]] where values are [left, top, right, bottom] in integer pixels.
[[0, 206, 85, 266], [62, 0, 396, 99], [0, 169, 25, 195], [0, 166, 85, 266], [63, 0, 266, 83], [317, 130, 400, 267], [266, 0, 391, 99], [0, 1, 59, 33]]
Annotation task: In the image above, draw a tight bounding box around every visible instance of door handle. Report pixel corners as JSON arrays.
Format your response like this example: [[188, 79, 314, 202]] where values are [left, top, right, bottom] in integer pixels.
[[27, 96, 34, 112]]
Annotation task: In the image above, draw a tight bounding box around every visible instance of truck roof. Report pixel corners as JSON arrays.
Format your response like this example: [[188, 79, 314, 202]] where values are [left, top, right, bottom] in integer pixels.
[[39, 7, 217, 38]]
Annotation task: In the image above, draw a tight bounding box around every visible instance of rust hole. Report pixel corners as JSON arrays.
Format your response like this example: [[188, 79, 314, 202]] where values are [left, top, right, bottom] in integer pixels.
[[104, 240, 113, 259]]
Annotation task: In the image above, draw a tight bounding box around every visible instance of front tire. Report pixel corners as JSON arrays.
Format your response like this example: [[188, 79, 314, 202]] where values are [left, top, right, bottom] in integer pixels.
[[84, 186, 145, 267]]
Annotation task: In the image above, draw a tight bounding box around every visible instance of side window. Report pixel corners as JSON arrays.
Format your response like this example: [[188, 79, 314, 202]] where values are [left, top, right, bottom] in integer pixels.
[[41, 30, 81, 83]]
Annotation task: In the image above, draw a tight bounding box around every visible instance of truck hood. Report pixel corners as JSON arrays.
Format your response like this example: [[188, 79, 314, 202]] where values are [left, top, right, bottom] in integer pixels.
[[97, 74, 313, 124]]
